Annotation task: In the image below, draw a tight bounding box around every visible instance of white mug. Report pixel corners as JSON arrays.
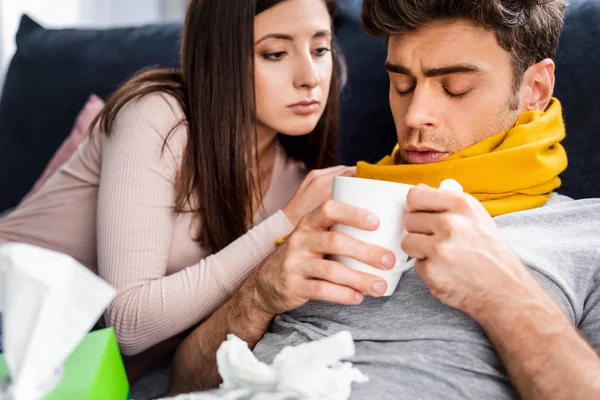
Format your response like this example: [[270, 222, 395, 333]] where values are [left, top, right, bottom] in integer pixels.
[[331, 176, 463, 297]]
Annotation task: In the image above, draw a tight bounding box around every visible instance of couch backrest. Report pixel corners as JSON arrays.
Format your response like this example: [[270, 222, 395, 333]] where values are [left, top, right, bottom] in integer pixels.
[[553, 0, 600, 199], [0, 1, 598, 214], [0, 16, 182, 212]]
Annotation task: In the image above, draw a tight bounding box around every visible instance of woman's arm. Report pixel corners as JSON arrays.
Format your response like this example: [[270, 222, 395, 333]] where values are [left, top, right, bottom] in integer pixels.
[[97, 93, 294, 356]]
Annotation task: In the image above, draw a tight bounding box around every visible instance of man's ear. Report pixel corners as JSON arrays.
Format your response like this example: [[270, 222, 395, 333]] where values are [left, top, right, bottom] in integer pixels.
[[520, 59, 556, 111]]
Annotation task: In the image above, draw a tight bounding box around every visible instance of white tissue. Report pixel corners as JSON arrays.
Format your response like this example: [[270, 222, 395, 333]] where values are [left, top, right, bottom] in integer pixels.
[[216, 331, 368, 400], [217, 335, 278, 390], [0, 243, 116, 400]]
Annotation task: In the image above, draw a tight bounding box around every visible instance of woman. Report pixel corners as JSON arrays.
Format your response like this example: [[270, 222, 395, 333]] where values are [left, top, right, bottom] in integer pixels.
[[0, 0, 350, 385]]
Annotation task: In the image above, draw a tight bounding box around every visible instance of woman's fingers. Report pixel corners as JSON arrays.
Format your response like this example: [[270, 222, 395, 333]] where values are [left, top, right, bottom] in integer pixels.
[[307, 165, 354, 181], [321, 165, 355, 175]]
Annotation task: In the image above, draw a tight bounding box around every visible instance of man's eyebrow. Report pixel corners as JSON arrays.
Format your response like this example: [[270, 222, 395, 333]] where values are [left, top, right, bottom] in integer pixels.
[[256, 30, 331, 45], [384, 62, 413, 76], [423, 64, 481, 77], [384, 62, 481, 77]]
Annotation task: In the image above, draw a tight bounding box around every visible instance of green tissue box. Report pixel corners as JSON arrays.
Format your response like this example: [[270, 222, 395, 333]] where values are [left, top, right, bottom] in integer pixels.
[[0, 328, 129, 399]]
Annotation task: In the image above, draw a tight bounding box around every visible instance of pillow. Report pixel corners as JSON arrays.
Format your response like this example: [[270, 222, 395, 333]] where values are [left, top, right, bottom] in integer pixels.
[[334, 5, 397, 166], [0, 15, 182, 213], [553, 0, 600, 199], [19, 95, 105, 203]]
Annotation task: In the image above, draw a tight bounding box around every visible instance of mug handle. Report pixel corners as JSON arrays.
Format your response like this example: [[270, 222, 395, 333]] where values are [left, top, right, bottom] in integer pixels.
[[397, 179, 464, 275], [396, 258, 416, 274]]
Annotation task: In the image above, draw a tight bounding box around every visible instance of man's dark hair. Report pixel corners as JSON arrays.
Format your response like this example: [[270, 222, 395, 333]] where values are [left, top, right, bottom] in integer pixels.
[[362, 0, 568, 91]]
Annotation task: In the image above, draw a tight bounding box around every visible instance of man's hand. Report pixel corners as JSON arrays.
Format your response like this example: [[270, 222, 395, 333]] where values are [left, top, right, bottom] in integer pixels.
[[170, 200, 396, 394], [401, 184, 600, 400], [401, 184, 542, 316], [255, 199, 396, 315]]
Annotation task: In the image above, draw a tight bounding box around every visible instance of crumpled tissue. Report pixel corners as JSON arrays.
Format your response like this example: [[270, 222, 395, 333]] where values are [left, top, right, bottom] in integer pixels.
[[215, 331, 368, 400]]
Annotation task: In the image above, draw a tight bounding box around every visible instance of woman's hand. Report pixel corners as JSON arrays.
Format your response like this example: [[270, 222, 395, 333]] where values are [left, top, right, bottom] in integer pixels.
[[282, 166, 356, 226], [253, 199, 396, 316]]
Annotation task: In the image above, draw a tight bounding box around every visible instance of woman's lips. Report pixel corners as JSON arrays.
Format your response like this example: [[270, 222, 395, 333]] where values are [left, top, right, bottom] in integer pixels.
[[288, 101, 319, 115], [404, 150, 450, 164]]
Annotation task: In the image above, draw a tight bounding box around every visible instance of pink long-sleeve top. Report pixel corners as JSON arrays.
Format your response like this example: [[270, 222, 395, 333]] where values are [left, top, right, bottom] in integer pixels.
[[0, 93, 307, 356]]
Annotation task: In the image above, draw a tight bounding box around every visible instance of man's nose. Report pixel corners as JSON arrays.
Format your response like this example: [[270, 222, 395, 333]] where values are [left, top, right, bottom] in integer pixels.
[[404, 87, 440, 129]]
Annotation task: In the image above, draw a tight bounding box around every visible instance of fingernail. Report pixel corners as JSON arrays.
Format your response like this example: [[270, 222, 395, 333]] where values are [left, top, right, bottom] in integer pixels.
[[381, 253, 394, 268], [373, 281, 387, 295], [367, 214, 379, 227], [356, 292, 364, 302]]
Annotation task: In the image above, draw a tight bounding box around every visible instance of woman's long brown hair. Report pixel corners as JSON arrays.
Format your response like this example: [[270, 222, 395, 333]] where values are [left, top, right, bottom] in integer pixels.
[[92, 0, 341, 253]]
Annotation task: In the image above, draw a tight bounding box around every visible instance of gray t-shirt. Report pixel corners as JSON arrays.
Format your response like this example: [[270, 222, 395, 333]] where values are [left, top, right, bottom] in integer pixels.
[[252, 194, 600, 399]]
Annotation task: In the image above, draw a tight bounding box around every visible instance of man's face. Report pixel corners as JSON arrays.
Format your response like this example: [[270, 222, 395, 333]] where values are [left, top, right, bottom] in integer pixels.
[[386, 19, 524, 164]]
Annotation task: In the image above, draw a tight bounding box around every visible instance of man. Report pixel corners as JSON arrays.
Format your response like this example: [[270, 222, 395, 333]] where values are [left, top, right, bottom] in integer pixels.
[[170, 1, 600, 398]]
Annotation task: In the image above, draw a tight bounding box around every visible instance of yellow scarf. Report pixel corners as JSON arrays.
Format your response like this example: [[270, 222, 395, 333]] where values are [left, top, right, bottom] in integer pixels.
[[356, 98, 568, 216]]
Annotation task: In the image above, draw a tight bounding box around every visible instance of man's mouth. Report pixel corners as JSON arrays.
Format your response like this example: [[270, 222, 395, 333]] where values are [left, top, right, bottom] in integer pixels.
[[403, 146, 450, 164]]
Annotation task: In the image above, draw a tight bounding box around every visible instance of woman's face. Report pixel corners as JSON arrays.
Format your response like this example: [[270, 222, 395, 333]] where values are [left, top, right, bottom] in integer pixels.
[[254, 0, 334, 138]]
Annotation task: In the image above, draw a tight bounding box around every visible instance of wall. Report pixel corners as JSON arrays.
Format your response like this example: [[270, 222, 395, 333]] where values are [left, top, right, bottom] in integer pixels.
[[0, 0, 188, 90]]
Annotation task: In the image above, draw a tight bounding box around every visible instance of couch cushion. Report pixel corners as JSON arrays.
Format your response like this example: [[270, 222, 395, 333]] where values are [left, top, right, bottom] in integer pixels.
[[19, 95, 105, 204], [1, 0, 598, 213], [0, 15, 182, 213], [554, 0, 600, 199], [335, 4, 397, 167]]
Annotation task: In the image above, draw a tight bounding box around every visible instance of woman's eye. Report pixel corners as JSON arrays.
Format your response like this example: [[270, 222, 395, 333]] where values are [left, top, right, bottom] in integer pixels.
[[313, 47, 331, 56], [263, 52, 287, 61]]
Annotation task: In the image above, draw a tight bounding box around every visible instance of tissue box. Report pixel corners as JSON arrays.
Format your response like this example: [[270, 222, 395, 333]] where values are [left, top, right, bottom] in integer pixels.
[[0, 328, 129, 399]]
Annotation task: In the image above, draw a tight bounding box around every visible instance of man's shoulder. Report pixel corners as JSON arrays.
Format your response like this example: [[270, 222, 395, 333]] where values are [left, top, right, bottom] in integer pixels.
[[537, 193, 600, 225], [495, 192, 600, 273], [497, 192, 600, 224], [543, 192, 600, 208], [544, 192, 573, 206]]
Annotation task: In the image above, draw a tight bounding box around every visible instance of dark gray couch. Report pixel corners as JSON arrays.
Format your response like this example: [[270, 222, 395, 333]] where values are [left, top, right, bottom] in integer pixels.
[[0, 0, 598, 214]]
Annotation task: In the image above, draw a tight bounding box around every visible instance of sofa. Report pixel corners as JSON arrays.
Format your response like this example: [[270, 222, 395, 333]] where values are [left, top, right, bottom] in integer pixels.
[[0, 0, 598, 215], [0, 1, 598, 398]]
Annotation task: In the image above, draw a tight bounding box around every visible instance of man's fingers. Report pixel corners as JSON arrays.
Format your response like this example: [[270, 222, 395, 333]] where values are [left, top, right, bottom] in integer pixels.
[[302, 259, 387, 297], [303, 279, 365, 305], [401, 232, 438, 260], [294, 229, 395, 271], [406, 184, 472, 214], [303, 199, 379, 232], [404, 211, 436, 235], [404, 211, 467, 238]]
